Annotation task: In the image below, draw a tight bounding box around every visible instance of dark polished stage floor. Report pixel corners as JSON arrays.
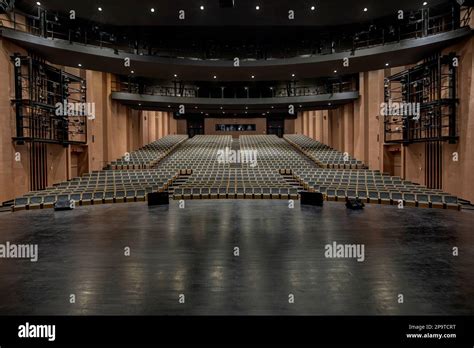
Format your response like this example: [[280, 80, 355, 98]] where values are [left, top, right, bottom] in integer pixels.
[[0, 200, 473, 315]]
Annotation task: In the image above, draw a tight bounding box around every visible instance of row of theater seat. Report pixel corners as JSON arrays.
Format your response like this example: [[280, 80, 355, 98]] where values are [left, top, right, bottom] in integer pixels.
[[173, 187, 299, 200], [285, 135, 460, 210]]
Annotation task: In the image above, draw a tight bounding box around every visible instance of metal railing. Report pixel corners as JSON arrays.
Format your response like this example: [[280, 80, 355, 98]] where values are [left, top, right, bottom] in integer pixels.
[[0, 3, 470, 62]]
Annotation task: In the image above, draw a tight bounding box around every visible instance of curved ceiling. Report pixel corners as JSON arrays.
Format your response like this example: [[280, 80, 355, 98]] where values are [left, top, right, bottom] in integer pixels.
[[16, 0, 450, 27]]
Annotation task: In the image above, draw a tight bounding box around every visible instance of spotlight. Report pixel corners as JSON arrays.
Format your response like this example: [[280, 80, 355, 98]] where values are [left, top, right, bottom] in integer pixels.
[[291, 73, 296, 77], [78, 63, 82, 67], [36, 1, 41, 5], [385, 63, 389, 66], [311, 5, 315, 11], [334, 70, 337, 73], [256, 5, 260, 10], [251, 75, 255, 79], [200, 5, 205, 10], [213, 75, 217, 79], [363, 7, 368, 12], [151, 8, 155, 13], [174, 74, 178, 77], [131, 70, 135, 74], [98, 7, 103, 12], [423, 1, 428, 5]]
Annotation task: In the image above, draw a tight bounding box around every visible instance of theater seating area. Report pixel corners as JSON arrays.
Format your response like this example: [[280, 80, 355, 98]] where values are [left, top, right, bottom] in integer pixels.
[[285, 134, 366, 169], [11, 134, 460, 211], [11, 135, 187, 211], [107, 135, 188, 169], [285, 134, 460, 210], [165, 135, 300, 200]]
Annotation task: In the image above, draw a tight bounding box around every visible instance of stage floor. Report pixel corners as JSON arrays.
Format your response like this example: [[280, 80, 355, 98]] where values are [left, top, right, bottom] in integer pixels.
[[0, 200, 473, 315]]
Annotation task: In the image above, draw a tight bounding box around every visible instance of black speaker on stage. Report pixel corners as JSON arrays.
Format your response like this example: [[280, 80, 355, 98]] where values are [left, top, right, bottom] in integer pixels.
[[54, 199, 75, 211], [148, 192, 169, 206], [300, 191, 324, 206], [346, 198, 365, 210]]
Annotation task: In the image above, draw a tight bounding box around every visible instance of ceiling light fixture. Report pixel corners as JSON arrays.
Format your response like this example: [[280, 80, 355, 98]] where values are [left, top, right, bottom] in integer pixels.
[[151, 8, 155, 13], [311, 5, 315, 11], [98, 7, 103, 12], [363, 7, 368, 12], [200, 5, 205, 10], [256, 5, 260, 10]]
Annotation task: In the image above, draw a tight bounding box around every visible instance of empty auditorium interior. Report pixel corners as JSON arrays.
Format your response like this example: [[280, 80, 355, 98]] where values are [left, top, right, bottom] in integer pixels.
[[0, 0, 473, 315]]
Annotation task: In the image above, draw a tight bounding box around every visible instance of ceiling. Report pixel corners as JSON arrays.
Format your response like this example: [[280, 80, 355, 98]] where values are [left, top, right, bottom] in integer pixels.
[[15, 0, 451, 27]]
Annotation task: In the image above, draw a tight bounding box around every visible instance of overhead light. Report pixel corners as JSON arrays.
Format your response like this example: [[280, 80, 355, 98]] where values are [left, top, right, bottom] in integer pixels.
[[311, 5, 315, 11], [200, 5, 205, 10], [271, 106, 274, 109], [385, 62, 390, 66], [423, 1, 428, 5], [245, 111, 248, 114], [131, 70, 135, 74], [334, 70, 337, 73], [174, 74, 178, 77], [213, 75, 217, 79], [167, 105, 171, 108], [291, 73, 295, 77], [256, 5, 260, 10], [363, 7, 367, 12], [138, 103, 142, 106], [328, 102, 332, 106], [98, 7, 103, 12], [220, 106, 223, 109], [151, 8, 155, 13], [36, 1, 41, 5], [245, 106, 248, 109], [251, 75, 255, 79]]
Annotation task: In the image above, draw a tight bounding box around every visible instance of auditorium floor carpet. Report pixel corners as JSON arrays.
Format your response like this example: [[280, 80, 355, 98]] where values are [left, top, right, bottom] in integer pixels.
[[0, 200, 473, 315]]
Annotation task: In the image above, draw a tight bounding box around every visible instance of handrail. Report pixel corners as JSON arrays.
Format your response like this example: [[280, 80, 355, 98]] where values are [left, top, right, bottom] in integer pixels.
[[111, 80, 356, 99], [0, 4, 469, 61]]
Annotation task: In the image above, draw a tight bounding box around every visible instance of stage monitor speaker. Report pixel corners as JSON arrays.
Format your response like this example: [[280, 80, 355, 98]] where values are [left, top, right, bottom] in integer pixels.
[[300, 191, 324, 206], [219, 0, 235, 8], [54, 199, 75, 211], [148, 192, 169, 206], [346, 198, 365, 210]]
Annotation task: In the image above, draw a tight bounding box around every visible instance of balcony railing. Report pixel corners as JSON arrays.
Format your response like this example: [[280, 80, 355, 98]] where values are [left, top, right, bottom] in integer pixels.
[[0, 3, 470, 61]]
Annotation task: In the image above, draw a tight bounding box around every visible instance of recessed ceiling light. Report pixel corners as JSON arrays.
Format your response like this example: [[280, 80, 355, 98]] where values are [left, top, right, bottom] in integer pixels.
[[200, 5, 205, 10], [220, 106, 223, 109], [213, 75, 217, 79], [245, 106, 248, 109], [256, 5, 260, 10], [311, 5, 315, 11], [251, 75, 255, 79], [151, 8, 156, 13], [131, 70, 134, 74], [195, 106, 198, 109], [334, 70, 337, 73], [36, 1, 41, 5], [174, 74, 178, 77], [385, 63, 390, 66], [291, 73, 295, 77], [423, 1, 428, 5], [167, 105, 171, 108], [328, 102, 332, 106], [98, 7, 103, 12], [271, 106, 274, 109], [363, 7, 368, 12]]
